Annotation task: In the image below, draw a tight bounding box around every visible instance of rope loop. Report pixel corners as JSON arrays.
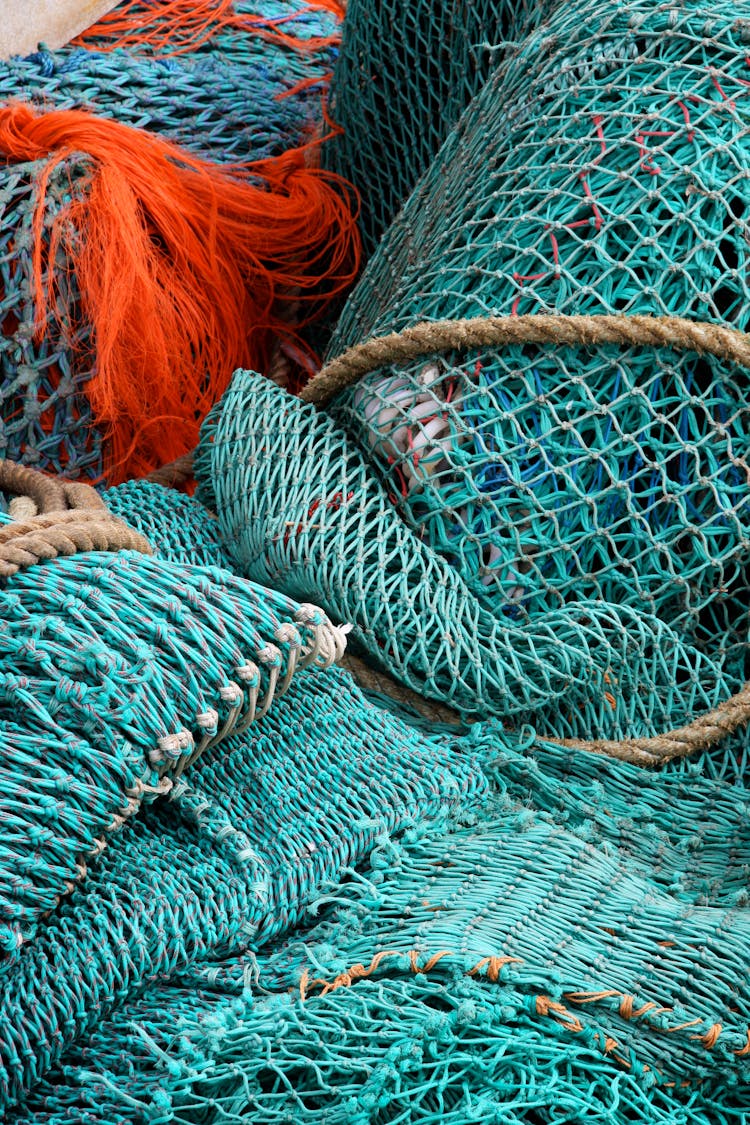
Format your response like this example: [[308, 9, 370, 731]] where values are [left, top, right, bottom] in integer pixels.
[[0, 460, 152, 577]]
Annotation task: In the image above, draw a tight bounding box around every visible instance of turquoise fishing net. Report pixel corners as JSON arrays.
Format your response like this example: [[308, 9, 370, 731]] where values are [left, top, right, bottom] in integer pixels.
[[0, 501, 345, 956], [10, 727, 749, 1123], [291, 0, 750, 725], [0, 157, 102, 478], [323, 0, 540, 255], [0, 659, 486, 1115], [103, 480, 234, 570], [8, 5, 336, 167], [327, 0, 750, 629], [197, 368, 749, 739]]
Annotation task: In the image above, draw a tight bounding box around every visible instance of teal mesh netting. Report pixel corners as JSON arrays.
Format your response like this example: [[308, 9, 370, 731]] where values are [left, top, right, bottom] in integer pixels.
[[9, 727, 749, 1123], [323, 0, 539, 254], [197, 369, 750, 741], [0, 659, 485, 1115], [0, 157, 102, 478], [284, 0, 750, 726], [326, 0, 750, 634], [103, 480, 235, 570], [9, 7, 336, 168], [0, 497, 347, 956]]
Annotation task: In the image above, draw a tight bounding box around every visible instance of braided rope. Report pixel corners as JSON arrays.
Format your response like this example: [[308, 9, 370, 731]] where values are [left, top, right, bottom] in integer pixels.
[[0, 460, 152, 576], [300, 314, 750, 763], [341, 652, 462, 726], [550, 681, 750, 766], [301, 313, 750, 404], [146, 451, 196, 489]]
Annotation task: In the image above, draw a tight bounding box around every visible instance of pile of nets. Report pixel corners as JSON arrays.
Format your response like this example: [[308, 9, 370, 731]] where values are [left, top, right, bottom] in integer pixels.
[[0, 461, 351, 957], [0, 1, 749, 1122], [193, 0, 742, 727], [0, 0, 358, 483], [4, 725, 750, 1123], [196, 368, 749, 750], [0, 467, 486, 1116]]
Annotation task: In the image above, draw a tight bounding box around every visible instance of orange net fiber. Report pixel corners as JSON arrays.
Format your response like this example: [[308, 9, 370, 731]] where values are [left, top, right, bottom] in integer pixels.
[[73, 0, 347, 57], [0, 103, 360, 482]]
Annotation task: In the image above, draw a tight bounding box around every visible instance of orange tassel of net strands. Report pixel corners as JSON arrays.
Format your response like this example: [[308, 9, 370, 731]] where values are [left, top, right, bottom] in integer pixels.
[[74, 0, 346, 56], [0, 102, 360, 483]]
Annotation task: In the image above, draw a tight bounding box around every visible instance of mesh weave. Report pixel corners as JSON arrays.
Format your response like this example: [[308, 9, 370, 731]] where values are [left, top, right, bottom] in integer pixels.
[[197, 368, 748, 742], [0, 0, 338, 481], [103, 480, 235, 570], [0, 506, 342, 958], [0, 662, 485, 1115], [323, 0, 539, 254], [0, 158, 102, 479], [12, 726, 750, 1122], [316, 0, 750, 717]]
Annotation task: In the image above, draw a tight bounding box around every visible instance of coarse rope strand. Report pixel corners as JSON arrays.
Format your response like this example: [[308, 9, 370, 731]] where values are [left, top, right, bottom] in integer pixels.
[[146, 451, 196, 489], [300, 312, 750, 403], [0, 459, 152, 576], [298, 312, 750, 764]]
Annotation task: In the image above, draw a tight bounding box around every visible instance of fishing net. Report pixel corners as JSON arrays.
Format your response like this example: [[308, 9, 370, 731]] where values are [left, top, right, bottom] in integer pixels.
[[75, 0, 344, 60], [323, 0, 540, 254], [0, 658, 485, 1115], [11, 725, 749, 1124], [10, 1, 342, 168], [197, 368, 750, 750], [0, 467, 349, 959], [0, 102, 358, 483], [242, 0, 749, 730], [3, 43, 323, 170], [103, 480, 235, 570]]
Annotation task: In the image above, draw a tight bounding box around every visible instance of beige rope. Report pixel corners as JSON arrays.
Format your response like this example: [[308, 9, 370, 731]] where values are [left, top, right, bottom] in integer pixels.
[[146, 451, 195, 489], [8, 495, 38, 521], [548, 681, 750, 767], [300, 313, 750, 404], [0, 460, 152, 577], [341, 653, 462, 726]]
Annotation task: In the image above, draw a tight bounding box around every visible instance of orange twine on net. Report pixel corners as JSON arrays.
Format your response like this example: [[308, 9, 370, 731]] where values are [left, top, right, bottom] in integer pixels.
[[73, 0, 346, 57], [0, 102, 360, 483]]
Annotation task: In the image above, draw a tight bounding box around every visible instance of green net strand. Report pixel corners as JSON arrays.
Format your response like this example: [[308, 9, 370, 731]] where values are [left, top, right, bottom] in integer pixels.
[[0, 516, 345, 957], [197, 368, 745, 738], [323, 0, 541, 256], [0, 663, 486, 1116], [103, 481, 235, 570], [324, 0, 750, 677]]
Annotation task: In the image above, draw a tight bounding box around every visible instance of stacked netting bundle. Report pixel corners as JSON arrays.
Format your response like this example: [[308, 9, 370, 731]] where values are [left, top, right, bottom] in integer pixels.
[[0, 0, 359, 483], [11, 1, 343, 166], [0, 460, 349, 962], [0, 464, 487, 1117], [5, 727, 750, 1123], [323, 0, 542, 254], [197, 369, 749, 752], [203, 0, 749, 731]]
